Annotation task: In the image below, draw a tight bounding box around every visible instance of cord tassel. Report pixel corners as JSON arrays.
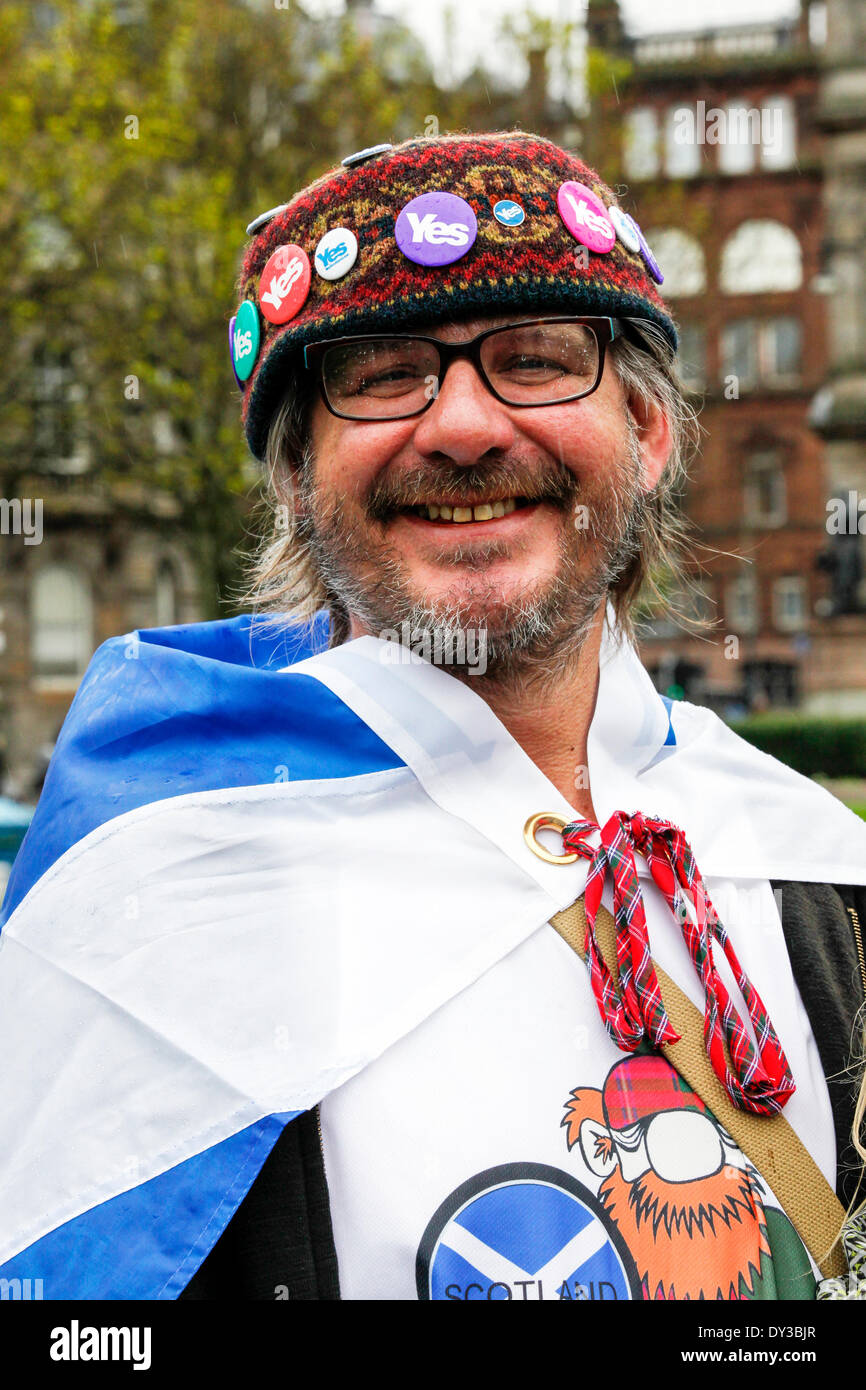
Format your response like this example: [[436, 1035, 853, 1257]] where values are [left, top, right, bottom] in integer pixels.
[[561, 811, 796, 1116]]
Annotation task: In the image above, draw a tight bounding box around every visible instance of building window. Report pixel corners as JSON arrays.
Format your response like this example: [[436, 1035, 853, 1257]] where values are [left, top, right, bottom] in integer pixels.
[[725, 573, 759, 635], [773, 576, 808, 632], [717, 102, 759, 174], [31, 565, 93, 680], [744, 449, 786, 527], [636, 578, 713, 639], [155, 560, 177, 628], [32, 346, 87, 472], [677, 322, 707, 389], [809, 2, 827, 46], [763, 316, 801, 382], [720, 317, 802, 389], [664, 105, 701, 178], [760, 95, 796, 170], [33, 348, 75, 462], [721, 319, 758, 389], [688, 576, 716, 624], [720, 220, 802, 294], [644, 229, 706, 297], [710, 99, 795, 173], [623, 107, 659, 180], [744, 660, 798, 708]]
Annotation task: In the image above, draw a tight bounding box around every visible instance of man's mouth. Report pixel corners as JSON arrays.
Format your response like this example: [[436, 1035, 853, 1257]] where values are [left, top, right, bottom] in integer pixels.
[[400, 496, 535, 525]]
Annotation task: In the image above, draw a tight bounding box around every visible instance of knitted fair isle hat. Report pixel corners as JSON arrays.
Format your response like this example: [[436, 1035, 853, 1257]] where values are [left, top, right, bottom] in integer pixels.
[[232, 130, 677, 461]]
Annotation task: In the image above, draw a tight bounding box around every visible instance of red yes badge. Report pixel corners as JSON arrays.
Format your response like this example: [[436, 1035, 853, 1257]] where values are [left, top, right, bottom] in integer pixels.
[[258, 244, 311, 324]]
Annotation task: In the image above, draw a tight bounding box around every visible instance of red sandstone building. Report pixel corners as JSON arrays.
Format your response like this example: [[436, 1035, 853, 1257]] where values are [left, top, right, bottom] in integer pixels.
[[589, 0, 866, 714]]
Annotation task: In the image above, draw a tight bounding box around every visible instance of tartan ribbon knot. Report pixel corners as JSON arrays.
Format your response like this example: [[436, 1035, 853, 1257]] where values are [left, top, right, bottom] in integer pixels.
[[561, 811, 796, 1118]]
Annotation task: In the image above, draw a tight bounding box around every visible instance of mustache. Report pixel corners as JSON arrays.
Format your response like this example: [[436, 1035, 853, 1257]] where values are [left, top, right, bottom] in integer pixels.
[[364, 459, 579, 520]]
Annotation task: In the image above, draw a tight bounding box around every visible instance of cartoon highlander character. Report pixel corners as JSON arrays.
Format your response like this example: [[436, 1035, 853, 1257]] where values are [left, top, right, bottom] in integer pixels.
[[562, 1055, 815, 1300]]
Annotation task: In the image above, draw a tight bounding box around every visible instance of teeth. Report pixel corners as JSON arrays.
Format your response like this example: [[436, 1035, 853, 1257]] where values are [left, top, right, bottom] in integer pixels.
[[416, 497, 523, 523]]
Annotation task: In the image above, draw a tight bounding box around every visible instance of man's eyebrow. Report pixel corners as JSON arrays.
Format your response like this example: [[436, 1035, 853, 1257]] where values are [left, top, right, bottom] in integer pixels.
[[414, 316, 534, 336]]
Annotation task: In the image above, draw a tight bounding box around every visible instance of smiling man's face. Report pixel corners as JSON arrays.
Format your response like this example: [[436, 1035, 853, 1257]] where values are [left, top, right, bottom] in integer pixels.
[[297, 313, 670, 680]]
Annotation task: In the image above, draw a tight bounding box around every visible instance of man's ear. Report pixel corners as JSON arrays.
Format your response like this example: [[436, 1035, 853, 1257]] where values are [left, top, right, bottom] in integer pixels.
[[627, 389, 671, 492]]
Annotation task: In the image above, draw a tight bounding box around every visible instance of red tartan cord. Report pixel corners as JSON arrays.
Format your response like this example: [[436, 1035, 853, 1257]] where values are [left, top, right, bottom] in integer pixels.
[[561, 811, 796, 1117]]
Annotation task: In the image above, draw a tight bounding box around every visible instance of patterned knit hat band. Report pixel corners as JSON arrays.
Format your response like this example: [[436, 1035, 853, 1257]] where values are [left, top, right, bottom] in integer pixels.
[[232, 130, 677, 461]]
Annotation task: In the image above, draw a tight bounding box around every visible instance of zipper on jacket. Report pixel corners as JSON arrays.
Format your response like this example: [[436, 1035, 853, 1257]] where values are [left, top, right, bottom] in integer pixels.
[[311, 1106, 325, 1173], [846, 903, 866, 1003]]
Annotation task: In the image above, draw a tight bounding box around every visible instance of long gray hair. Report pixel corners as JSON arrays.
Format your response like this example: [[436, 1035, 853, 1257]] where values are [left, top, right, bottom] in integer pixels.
[[240, 318, 702, 648]]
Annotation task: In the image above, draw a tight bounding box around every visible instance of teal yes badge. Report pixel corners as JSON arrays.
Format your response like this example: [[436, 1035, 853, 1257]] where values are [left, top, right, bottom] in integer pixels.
[[231, 299, 260, 383]]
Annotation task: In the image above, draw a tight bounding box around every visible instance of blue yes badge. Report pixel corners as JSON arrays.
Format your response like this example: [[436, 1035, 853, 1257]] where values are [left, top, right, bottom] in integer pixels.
[[314, 227, 359, 281], [493, 199, 526, 227]]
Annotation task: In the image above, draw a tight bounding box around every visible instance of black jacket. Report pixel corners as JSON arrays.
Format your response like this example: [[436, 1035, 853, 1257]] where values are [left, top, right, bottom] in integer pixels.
[[180, 880, 866, 1301]]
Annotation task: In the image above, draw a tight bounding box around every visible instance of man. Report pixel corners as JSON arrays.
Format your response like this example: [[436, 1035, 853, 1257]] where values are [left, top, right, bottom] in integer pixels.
[[2, 132, 865, 1301]]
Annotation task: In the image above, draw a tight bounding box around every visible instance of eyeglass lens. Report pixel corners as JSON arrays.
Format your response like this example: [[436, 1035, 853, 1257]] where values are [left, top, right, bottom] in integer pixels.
[[321, 322, 602, 419]]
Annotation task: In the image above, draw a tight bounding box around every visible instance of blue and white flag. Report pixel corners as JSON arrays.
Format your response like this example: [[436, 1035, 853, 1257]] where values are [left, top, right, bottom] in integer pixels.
[[2, 611, 866, 1298]]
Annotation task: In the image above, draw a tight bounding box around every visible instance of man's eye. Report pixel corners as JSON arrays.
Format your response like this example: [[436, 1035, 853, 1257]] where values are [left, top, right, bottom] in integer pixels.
[[362, 366, 419, 388], [499, 354, 564, 376], [341, 361, 425, 396]]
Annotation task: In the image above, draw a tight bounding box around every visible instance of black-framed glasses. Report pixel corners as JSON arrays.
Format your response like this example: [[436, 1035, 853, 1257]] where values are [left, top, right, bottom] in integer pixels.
[[302, 317, 623, 421]]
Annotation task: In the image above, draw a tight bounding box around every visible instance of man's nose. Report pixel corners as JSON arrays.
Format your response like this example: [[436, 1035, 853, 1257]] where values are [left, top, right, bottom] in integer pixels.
[[410, 358, 517, 465]]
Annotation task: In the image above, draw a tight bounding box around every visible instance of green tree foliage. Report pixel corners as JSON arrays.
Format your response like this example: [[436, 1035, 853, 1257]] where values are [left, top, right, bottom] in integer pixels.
[[1, 0, 455, 611], [1, 0, 579, 613]]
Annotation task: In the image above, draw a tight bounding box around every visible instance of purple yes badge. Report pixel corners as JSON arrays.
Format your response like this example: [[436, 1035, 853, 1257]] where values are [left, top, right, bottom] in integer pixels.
[[228, 315, 242, 388], [624, 213, 664, 285], [394, 191, 477, 267]]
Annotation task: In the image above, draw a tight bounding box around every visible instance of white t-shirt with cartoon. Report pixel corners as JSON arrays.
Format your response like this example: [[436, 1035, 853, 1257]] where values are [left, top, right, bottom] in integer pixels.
[[320, 916, 817, 1301]]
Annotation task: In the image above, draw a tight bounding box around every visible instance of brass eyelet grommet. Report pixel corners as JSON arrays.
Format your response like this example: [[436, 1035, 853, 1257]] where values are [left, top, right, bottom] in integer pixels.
[[523, 812, 578, 865]]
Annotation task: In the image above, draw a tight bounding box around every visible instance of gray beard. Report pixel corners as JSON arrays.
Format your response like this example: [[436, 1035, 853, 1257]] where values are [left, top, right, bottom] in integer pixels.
[[297, 426, 647, 694]]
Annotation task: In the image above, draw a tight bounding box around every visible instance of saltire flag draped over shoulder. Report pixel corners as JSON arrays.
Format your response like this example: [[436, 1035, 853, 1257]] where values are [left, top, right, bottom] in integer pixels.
[[0, 615, 598, 1298], [0, 615, 397, 1298], [1, 614, 405, 1295]]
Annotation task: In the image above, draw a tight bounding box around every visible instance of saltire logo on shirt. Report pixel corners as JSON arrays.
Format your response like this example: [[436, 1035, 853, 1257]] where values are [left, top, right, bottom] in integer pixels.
[[416, 1163, 640, 1301]]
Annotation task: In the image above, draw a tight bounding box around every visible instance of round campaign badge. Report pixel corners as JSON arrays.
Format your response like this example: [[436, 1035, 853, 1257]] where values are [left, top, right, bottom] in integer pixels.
[[607, 204, 641, 255], [341, 143, 393, 168], [630, 218, 664, 285], [416, 1163, 640, 1302], [258, 243, 311, 324], [556, 181, 616, 255], [394, 191, 477, 267], [245, 202, 288, 238], [228, 315, 242, 387], [313, 227, 359, 281], [230, 300, 260, 383], [493, 198, 526, 227]]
